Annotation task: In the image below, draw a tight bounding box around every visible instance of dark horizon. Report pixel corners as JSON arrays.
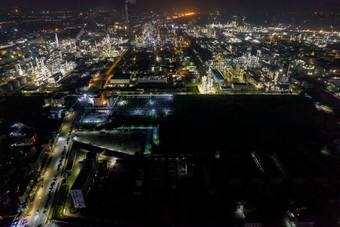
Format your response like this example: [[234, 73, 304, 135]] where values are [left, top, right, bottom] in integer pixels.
[[1, 0, 339, 13]]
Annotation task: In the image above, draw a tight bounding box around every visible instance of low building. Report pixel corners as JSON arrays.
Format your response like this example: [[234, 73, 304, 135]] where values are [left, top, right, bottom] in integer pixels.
[[211, 69, 225, 84], [44, 93, 65, 107], [70, 153, 98, 208], [49, 107, 66, 119], [93, 93, 106, 107], [19, 86, 41, 94], [109, 74, 131, 85], [70, 169, 92, 208], [247, 70, 262, 88], [51, 94, 65, 107], [49, 72, 63, 83], [138, 75, 168, 84], [231, 83, 252, 91], [9, 122, 38, 147], [106, 95, 117, 107], [291, 77, 314, 89], [278, 83, 290, 91]]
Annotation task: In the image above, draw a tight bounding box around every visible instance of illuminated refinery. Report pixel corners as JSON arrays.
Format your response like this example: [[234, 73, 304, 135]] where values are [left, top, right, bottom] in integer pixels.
[[1, 1, 340, 227]]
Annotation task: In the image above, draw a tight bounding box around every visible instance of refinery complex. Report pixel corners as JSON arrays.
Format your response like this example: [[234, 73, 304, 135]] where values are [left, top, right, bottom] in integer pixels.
[[1, 2, 340, 227]]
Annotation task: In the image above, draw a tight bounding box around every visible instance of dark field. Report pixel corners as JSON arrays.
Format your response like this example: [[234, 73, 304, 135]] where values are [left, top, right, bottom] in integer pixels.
[[0, 96, 75, 135], [155, 95, 334, 155], [0, 96, 57, 130], [69, 95, 340, 226]]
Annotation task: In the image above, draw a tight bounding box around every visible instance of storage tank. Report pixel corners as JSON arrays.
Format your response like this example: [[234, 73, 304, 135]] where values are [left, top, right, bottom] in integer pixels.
[[8, 80, 20, 89], [0, 84, 14, 93], [17, 77, 27, 86]]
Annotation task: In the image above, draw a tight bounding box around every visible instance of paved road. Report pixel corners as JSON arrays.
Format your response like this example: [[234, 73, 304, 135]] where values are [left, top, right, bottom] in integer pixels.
[[17, 111, 78, 227], [87, 49, 128, 92]]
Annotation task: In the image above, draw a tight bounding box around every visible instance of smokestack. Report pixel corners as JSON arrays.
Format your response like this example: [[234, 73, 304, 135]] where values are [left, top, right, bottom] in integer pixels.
[[55, 33, 59, 49], [125, 0, 129, 22]]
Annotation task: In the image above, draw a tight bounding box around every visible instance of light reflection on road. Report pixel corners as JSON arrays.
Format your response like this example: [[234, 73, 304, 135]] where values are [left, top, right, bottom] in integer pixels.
[[18, 111, 78, 227]]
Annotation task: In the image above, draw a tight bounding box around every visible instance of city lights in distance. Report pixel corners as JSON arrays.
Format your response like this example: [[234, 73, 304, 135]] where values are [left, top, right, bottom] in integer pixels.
[[168, 12, 196, 20]]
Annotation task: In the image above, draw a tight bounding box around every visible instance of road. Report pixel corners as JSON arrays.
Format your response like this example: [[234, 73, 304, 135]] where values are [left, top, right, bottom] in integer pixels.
[[16, 111, 78, 227], [87, 48, 128, 92]]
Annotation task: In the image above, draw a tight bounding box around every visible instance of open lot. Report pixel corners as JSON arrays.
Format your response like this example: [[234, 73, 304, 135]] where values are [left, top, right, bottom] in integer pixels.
[[107, 95, 336, 155], [155, 95, 337, 155], [64, 95, 340, 226], [73, 130, 148, 155], [0, 96, 62, 135], [81, 111, 111, 124], [114, 95, 174, 116]]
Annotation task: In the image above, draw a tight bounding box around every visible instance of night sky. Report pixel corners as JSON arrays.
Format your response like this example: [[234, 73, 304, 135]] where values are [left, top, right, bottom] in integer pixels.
[[0, 0, 339, 12]]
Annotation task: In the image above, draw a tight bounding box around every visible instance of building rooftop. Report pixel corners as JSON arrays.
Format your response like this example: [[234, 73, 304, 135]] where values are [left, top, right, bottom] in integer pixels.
[[110, 74, 131, 80], [211, 69, 224, 82], [71, 168, 91, 190]]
